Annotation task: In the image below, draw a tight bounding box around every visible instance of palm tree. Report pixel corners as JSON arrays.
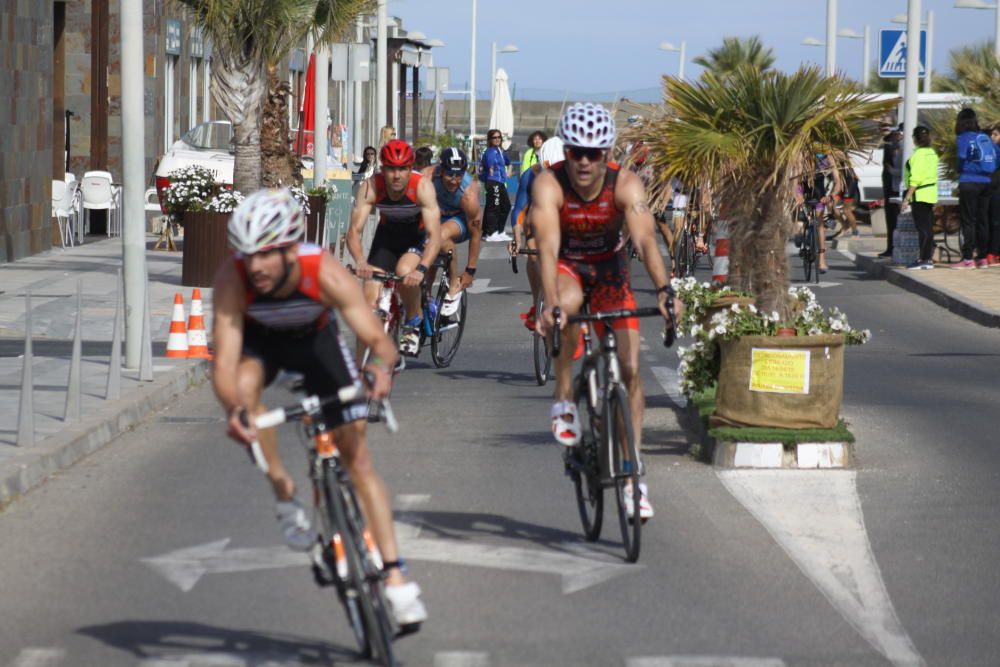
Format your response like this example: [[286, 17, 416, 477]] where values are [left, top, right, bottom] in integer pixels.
[[692, 36, 775, 79], [622, 66, 895, 317], [174, 0, 371, 194]]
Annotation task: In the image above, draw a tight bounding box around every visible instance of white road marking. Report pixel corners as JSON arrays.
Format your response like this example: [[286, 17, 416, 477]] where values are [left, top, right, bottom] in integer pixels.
[[717, 470, 926, 667], [467, 279, 510, 294], [809, 282, 843, 288], [626, 657, 785, 667], [838, 249, 857, 262], [136, 660, 191, 667], [395, 493, 431, 540], [651, 366, 687, 408], [434, 651, 491, 667], [144, 534, 633, 595], [6, 649, 65, 667]]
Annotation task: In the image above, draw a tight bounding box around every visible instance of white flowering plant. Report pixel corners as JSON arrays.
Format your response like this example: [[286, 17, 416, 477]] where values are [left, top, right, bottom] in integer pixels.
[[204, 189, 245, 213], [290, 185, 311, 215], [674, 280, 872, 397], [163, 165, 219, 220]]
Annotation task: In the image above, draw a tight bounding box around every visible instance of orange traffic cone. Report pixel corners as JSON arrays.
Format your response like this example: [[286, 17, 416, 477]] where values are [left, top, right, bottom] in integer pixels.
[[166, 293, 189, 358], [186, 288, 211, 359]]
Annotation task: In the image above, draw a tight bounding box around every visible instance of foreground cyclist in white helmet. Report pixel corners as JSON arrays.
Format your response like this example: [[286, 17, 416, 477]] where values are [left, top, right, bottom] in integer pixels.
[[534, 104, 680, 520], [211, 188, 427, 628]]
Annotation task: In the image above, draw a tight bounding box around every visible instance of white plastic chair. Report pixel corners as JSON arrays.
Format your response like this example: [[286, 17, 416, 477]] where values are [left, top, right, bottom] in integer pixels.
[[51, 179, 80, 248], [80, 171, 121, 238]]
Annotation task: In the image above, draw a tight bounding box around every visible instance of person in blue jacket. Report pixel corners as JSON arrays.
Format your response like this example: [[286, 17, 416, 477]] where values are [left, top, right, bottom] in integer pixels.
[[479, 128, 512, 241], [954, 108, 997, 268]]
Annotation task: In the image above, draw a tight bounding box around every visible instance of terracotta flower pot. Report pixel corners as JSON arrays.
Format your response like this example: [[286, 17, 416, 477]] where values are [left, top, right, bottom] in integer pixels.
[[776, 327, 797, 337]]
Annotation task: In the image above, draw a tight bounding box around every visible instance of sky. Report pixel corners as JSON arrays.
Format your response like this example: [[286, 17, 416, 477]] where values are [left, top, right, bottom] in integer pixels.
[[387, 0, 997, 99]]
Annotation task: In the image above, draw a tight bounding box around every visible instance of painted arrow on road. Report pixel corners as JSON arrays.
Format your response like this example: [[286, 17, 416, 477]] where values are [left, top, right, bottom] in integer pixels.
[[143, 531, 635, 595], [466, 278, 510, 294]]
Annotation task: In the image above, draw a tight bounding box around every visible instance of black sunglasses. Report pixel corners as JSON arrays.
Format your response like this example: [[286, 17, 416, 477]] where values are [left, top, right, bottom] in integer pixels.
[[565, 146, 605, 162]]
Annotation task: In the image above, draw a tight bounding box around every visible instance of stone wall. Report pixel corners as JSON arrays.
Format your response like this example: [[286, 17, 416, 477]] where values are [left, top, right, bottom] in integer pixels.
[[0, 4, 55, 262]]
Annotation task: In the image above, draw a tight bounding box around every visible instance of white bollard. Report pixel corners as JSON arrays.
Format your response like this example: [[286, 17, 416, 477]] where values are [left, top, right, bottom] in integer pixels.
[[17, 291, 35, 446], [64, 280, 82, 422], [106, 269, 123, 399]]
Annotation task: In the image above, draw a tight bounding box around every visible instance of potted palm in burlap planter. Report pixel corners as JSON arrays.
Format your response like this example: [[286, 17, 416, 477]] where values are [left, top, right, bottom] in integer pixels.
[[624, 64, 892, 428]]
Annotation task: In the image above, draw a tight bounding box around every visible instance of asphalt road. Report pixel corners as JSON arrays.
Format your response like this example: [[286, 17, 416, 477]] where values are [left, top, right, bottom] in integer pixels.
[[0, 244, 998, 667]]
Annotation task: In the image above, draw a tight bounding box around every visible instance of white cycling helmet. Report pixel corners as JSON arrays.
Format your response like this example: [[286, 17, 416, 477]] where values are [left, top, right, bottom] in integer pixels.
[[228, 188, 305, 254], [538, 136, 565, 167], [557, 103, 616, 149]]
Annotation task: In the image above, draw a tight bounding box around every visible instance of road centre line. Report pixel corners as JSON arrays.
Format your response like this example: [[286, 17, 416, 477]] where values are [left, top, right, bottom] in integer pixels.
[[6, 649, 66, 667], [434, 651, 491, 667], [626, 657, 786, 667]]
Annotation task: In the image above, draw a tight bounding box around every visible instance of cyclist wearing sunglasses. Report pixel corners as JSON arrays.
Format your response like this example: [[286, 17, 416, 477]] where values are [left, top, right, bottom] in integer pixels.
[[347, 139, 442, 357], [212, 188, 428, 628], [419, 147, 483, 317], [534, 103, 680, 520]]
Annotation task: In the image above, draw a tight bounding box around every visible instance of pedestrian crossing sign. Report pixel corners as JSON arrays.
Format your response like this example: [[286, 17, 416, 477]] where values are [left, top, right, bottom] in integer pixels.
[[878, 29, 926, 78]]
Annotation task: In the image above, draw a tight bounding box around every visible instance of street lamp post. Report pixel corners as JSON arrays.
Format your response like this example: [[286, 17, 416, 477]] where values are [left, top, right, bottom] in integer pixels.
[[469, 0, 476, 154], [658, 41, 686, 80], [955, 0, 1000, 60], [891, 11, 934, 92], [376, 0, 387, 134], [902, 0, 922, 165], [491, 43, 519, 101], [837, 26, 871, 88], [826, 0, 837, 76]]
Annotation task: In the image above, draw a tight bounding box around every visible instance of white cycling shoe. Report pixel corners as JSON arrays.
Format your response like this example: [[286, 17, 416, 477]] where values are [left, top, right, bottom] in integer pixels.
[[623, 482, 654, 521], [551, 401, 582, 447], [440, 291, 463, 317], [385, 581, 428, 629], [276, 499, 315, 551]]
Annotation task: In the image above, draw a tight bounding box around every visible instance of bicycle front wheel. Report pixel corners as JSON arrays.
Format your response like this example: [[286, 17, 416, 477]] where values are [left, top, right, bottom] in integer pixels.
[[571, 377, 603, 541], [607, 385, 641, 563], [802, 223, 815, 283], [532, 293, 551, 385], [323, 470, 397, 666], [431, 282, 467, 368], [674, 230, 694, 278]]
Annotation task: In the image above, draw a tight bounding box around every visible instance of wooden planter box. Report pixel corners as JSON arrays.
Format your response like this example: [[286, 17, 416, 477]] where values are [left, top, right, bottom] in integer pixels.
[[181, 211, 232, 287], [711, 333, 845, 430], [305, 195, 327, 246]]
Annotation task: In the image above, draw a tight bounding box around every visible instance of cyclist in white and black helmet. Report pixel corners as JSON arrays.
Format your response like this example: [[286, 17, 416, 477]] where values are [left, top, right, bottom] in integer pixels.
[[211, 188, 427, 629], [534, 104, 681, 521], [420, 147, 483, 316]]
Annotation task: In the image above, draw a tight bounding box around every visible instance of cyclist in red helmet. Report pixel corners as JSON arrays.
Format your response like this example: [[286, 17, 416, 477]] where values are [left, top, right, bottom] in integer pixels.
[[347, 139, 442, 356]]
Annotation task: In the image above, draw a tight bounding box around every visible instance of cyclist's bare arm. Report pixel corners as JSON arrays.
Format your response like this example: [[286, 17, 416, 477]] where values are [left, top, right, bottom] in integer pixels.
[[530, 170, 564, 335], [461, 180, 483, 278], [415, 177, 442, 274], [347, 178, 377, 275], [616, 170, 676, 320], [211, 262, 253, 443], [318, 253, 397, 397]]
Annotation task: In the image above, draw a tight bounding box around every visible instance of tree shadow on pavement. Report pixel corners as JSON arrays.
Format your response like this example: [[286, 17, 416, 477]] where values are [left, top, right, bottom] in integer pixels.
[[77, 620, 359, 666], [435, 367, 541, 387]]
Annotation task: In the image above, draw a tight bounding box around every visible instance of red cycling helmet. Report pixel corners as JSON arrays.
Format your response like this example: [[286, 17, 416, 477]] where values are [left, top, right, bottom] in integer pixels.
[[380, 139, 415, 168]]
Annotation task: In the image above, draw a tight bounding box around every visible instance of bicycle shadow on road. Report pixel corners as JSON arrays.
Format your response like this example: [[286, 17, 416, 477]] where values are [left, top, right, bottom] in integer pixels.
[[78, 620, 359, 666]]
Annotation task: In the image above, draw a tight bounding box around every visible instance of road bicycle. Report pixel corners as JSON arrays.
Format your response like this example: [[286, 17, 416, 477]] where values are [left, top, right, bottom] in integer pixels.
[[551, 300, 676, 563], [355, 249, 467, 370], [798, 200, 822, 284], [672, 207, 713, 279], [509, 247, 550, 385], [247, 381, 404, 667]]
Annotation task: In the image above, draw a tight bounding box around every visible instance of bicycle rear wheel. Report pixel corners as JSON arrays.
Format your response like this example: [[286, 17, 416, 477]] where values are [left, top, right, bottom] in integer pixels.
[[532, 293, 551, 385], [323, 470, 397, 666], [673, 230, 694, 278], [431, 280, 467, 368], [607, 384, 641, 563], [570, 376, 603, 541], [801, 222, 815, 283]]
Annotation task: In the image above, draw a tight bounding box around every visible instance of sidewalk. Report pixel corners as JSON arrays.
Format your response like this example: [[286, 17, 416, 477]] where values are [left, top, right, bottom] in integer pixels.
[[0, 237, 212, 508], [839, 233, 1000, 328]]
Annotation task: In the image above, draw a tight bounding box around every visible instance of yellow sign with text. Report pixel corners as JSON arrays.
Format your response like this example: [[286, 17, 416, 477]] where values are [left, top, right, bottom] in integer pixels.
[[749, 348, 811, 394]]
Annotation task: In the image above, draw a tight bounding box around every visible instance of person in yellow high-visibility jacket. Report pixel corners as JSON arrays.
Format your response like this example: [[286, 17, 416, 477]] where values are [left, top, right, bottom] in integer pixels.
[[902, 125, 939, 270]]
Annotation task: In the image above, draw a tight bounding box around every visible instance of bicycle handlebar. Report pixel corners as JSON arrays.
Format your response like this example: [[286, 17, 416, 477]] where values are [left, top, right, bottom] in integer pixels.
[[550, 301, 677, 358], [509, 248, 538, 274]]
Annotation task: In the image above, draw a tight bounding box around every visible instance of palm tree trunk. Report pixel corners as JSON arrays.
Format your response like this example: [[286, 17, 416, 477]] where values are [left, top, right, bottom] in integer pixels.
[[210, 47, 265, 195], [261, 66, 300, 188], [743, 185, 794, 319]]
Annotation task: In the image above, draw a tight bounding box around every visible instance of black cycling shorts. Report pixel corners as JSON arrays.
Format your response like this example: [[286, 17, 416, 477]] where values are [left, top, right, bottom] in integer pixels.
[[367, 223, 426, 272], [242, 319, 367, 428]]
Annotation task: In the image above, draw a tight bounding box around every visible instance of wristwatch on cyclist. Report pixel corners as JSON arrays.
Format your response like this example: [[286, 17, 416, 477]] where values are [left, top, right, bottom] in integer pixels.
[[656, 284, 675, 296], [415, 264, 428, 274], [465, 266, 477, 276]]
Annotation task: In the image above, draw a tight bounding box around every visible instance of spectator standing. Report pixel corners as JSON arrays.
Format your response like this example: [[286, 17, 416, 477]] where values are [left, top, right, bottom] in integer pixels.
[[988, 124, 1000, 266], [520, 131, 547, 174], [901, 126, 939, 270], [479, 128, 512, 241], [878, 124, 903, 258], [378, 126, 396, 150], [356, 146, 377, 179], [954, 108, 997, 268]]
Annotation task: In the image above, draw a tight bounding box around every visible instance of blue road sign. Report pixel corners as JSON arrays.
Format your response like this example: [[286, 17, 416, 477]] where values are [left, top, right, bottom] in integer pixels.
[[878, 29, 926, 78]]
